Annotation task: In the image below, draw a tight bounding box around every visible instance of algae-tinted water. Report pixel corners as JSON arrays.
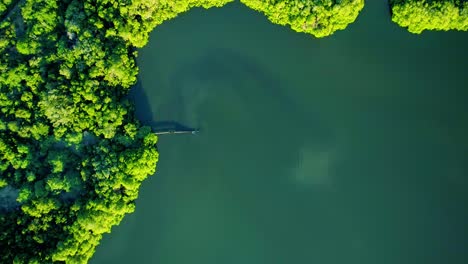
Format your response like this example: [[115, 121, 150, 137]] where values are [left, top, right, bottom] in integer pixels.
[[92, 2, 468, 264]]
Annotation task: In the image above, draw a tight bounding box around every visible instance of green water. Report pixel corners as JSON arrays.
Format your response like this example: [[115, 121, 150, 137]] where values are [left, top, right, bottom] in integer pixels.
[[91, 2, 468, 264]]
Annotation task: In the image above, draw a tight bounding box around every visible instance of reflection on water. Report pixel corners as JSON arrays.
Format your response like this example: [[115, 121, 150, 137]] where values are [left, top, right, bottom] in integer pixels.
[[92, 2, 468, 264]]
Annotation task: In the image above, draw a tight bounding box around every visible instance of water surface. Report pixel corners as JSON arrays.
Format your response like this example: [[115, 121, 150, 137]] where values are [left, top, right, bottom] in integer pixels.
[[92, 2, 468, 264]]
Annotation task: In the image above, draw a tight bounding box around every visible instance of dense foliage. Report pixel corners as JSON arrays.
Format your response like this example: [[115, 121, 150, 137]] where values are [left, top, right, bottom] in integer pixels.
[[391, 0, 468, 33], [88, 0, 234, 48], [240, 0, 364, 37], [0, 0, 230, 263]]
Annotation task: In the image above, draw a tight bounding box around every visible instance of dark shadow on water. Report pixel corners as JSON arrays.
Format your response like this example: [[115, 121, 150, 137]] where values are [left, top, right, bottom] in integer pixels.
[[127, 78, 154, 125], [128, 83, 199, 134]]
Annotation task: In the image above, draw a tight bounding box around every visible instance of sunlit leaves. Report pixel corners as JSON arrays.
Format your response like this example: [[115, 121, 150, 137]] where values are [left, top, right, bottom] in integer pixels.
[[0, 178, 7, 188], [38, 91, 76, 129], [391, 0, 468, 33], [17, 186, 32, 203], [240, 0, 364, 37], [21, 198, 60, 218]]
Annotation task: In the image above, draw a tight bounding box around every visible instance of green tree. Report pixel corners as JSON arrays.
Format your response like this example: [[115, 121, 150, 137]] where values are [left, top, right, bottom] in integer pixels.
[[391, 0, 468, 33], [240, 0, 364, 37]]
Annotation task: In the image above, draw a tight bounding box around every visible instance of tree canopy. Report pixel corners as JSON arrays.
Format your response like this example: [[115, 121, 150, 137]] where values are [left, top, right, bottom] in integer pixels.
[[391, 0, 468, 33], [240, 0, 365, 37]]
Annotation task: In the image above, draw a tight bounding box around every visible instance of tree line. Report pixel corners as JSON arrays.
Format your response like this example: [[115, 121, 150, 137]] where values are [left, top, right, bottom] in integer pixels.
[[0, 0, 466, 263], [391, 0, 468, 33], [240, 0, 365, 37], [240, 0, 466, 35]]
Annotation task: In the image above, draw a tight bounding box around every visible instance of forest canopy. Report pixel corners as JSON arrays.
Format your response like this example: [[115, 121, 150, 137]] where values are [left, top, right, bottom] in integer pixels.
[[239, 0, 365, 37], [0, 0, 231, 263], [391, 0, 468, 33]]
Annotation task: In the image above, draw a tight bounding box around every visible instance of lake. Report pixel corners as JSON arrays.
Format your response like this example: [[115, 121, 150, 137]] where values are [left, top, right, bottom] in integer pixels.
[[91, 2, 468, 264]]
